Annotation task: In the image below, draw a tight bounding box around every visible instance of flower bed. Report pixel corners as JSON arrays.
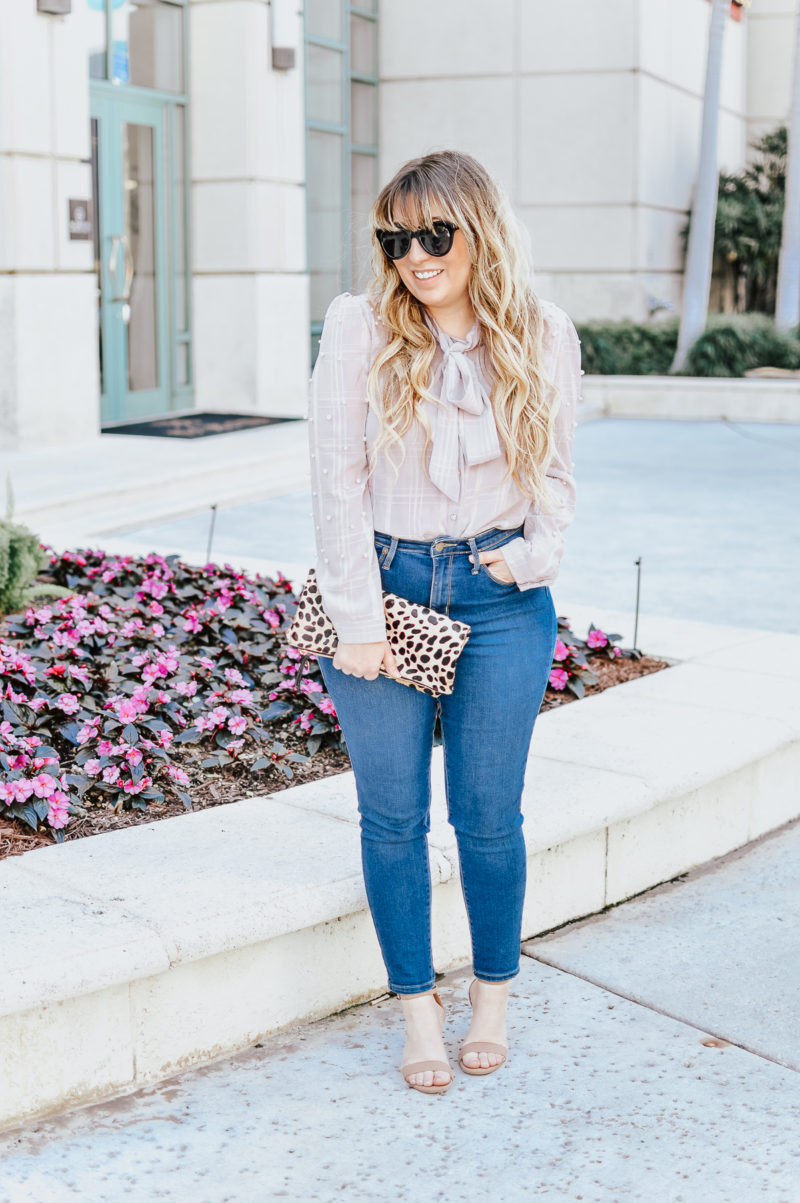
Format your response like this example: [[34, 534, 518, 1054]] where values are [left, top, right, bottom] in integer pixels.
[[0, 547, 668, 858]]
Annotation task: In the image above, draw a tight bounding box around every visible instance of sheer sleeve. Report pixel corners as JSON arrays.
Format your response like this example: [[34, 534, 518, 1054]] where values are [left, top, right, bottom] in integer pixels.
[[498, 304, 582, 590], [308, 291, 387, 643]]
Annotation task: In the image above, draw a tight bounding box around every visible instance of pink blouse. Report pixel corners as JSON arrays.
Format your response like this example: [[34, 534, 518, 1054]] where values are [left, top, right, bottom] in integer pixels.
[[308, 291, 583, 643]]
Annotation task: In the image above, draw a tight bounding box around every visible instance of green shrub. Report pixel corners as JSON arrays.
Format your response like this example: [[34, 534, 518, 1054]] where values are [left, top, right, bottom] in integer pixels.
[[575, 312, 800, 377], [683, 312, 800, 377], [576, 318, 679, 376], [0, 519, 48, 617]]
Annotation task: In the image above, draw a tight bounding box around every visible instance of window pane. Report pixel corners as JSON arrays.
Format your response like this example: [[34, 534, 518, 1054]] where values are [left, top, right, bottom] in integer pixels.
[[172, 107, 188, 333], [306, 43, 344, 125], [308, 130, 344, 323], [351, 152, 377, 291], [350, 80, 376, 148], [123, 122, 158, 393], [349, 13, 376, 76], [112, 0, 184, 93], [305, 0, 342, 42]]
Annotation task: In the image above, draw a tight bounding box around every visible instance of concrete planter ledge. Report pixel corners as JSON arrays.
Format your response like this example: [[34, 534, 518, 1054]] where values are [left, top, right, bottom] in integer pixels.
[[583, 373, 800, 423], [1, 610, 799, 1132]]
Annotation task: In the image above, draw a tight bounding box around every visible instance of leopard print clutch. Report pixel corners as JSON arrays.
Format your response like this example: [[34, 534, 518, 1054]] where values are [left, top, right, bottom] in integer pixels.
[[285, 568, 471, 697]]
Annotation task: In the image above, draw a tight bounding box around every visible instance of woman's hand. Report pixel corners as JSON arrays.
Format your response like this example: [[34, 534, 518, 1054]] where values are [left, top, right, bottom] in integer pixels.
[[468, 550, 515, 584], [333, 640, 402, 681]]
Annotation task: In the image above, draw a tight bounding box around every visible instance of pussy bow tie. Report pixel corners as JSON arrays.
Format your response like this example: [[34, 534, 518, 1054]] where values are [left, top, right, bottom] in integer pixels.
[[423, 312, 502, 502]]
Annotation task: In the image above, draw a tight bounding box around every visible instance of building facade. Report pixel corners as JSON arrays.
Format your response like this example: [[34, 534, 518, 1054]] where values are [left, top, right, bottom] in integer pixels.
[[0, 0, 795, 450]]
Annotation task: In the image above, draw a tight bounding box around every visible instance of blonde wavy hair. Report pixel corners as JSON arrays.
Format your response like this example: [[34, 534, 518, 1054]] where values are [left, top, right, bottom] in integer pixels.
[[363, 149, 562, 513]]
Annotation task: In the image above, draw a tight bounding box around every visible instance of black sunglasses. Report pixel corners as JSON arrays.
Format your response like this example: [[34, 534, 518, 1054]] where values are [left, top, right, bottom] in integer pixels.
[[375, 220, 458, 261]]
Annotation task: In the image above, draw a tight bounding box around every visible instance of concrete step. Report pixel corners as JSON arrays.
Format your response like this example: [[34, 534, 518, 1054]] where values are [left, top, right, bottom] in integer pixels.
[[1, 591, 798, 1133]]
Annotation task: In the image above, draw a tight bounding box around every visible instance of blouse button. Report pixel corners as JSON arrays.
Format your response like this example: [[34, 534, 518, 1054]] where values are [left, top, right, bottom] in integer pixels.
[[326, 414, 332, 421], [356, 478, 362, 484], [322, 468, 328, 474]]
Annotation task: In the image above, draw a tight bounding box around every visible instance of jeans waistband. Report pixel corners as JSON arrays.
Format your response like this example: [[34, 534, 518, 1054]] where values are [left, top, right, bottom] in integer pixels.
[[373, 525, 523, 573]]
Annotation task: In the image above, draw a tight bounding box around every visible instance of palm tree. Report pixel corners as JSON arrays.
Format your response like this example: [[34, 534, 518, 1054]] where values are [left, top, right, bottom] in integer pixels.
[[671, 0, 730, 372], [775, 2, 800, 331]]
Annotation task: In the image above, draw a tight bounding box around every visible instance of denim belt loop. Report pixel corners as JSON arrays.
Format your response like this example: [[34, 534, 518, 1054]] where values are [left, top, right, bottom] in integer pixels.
[[466, 535, 481, 574], [382, 536, 399, 570]]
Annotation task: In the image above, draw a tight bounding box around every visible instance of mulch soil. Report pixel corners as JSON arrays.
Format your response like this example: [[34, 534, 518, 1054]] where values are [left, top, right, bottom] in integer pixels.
[[0, 651, 669, 861]]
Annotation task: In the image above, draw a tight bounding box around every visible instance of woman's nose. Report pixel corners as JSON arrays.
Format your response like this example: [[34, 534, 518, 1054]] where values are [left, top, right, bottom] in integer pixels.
[[406, 237, 431, 266]]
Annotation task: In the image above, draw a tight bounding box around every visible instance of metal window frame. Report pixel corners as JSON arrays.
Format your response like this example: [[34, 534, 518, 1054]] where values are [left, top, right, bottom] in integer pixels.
[[304, 0, 379, 357]]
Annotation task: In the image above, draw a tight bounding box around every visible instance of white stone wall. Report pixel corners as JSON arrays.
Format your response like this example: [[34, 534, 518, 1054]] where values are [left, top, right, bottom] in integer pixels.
[[0, 0, 99, 450], [189, 0, 310, 418], [746, 0, 797, 147], [378, 0, 751, 321]]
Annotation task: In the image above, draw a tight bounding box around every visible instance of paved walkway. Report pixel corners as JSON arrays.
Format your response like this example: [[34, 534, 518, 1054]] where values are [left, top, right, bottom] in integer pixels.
[[1, 817, 798, 1201], [104, 417, 800, 635]]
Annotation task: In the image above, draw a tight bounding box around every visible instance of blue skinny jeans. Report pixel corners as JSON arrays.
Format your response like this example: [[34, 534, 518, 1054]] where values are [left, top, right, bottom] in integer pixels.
[[316, 524, 558, 997]]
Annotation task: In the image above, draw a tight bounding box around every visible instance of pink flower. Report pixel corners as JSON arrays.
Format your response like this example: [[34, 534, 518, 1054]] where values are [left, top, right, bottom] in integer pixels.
[[97, 739, 115, 756], [84, 759, 102, 776], [224, 668, 245, 686], [115, 698, 140, 724], [549, 668, 569, 691], [300, 678, 322, 695], [156, 729, 174, 749], [226, 738, 245, 756], [102, 765, 120, 784], [166, 765, 190, 787], [613, 647, 622, 657], [209, 706, 230, 726], [122, 775, 152, 795], [552, 638, 570, 662], [194, 713, 216, 732], [264, 609, 281, 629], [318, 696, 337, 716], [183, 612, 202, 634], [31, 773, 59, 798], [586, 629, 608, 649], [28, 697, 49, 712], [125, 747, 143, 767], [56, 693, 81, 715], [47, 791, 71, 829], [69, 665, 91, 688], [10, 777, 34, 802], [228, 688, 252, 706], [228, 715, 247, 736], [175, 679, 197, 697]]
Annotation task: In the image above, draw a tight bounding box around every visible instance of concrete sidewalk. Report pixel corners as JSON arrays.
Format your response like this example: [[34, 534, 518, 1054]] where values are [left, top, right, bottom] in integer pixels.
[[1, 817, 798, 1202]]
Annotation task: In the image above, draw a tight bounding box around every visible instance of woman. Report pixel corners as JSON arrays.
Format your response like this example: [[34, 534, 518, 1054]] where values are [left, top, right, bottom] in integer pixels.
[[307, 150, 582, 1094]]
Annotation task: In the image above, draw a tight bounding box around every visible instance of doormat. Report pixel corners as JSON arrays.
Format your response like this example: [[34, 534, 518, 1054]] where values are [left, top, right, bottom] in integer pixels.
[[101, 412, 299, 440]]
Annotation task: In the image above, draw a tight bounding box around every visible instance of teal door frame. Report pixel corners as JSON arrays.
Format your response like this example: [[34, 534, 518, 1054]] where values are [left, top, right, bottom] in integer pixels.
[[91, 84, 191, 425]]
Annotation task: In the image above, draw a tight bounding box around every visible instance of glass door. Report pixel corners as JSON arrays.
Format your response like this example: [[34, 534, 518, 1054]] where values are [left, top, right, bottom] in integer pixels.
[[91, 91, 170, 423]]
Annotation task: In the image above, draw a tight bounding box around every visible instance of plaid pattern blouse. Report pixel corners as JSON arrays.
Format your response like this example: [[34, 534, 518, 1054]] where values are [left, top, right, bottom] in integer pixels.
[[308, 291, 583, 643]]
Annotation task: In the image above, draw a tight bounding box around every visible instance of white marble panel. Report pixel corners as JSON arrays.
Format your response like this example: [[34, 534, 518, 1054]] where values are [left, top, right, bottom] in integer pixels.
[[0, 155, 55, 272], [519, 0, 636, 73], [0, 2, 51, 154], [4, 273, 99, 446], [379, 0, 514, 79], [746, 10, 795, 120], [519, 204, 635, 273], [518, 73, 636, 207], [379, 78, 515, 197], [52, 9, 92, 161], [192, 180, 305, 273]]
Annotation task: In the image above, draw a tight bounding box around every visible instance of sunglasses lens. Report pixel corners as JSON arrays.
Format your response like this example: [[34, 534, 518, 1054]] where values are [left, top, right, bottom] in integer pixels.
[[377, 230, 411, 260], [419, 222, 455, 256]]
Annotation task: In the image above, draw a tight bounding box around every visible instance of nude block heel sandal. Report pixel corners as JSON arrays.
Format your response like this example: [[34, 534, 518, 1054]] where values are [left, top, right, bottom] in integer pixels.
[[401, 990, 454, 1095], [458, 978, 508, 1077]]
